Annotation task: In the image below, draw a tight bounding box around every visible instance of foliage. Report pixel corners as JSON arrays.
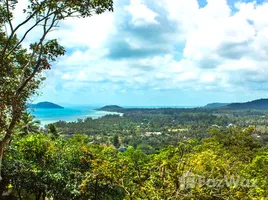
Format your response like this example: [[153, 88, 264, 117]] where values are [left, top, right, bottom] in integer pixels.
[[1, 122, 267, 199], [0, 0, 113, 182]]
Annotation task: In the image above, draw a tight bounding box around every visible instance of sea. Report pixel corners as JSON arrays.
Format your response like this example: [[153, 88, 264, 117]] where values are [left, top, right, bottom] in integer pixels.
[[29, 106, 122, 125], [30, 105, 197, 126]]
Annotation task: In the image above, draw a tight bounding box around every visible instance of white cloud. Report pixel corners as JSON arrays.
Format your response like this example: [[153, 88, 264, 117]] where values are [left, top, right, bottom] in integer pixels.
[[200, 72, 216, 83], [176, 71, 198, 82], [11, 0, 115, 50], [11, 0, 268, 98], [60, 49, 109, 66], [125, 0, 159, 26], [163, 0, 199, 35], [49, 12, 115, 49]]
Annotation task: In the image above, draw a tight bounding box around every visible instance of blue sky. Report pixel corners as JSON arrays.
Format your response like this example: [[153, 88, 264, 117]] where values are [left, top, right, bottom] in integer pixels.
[[18, 0, 268, 106]]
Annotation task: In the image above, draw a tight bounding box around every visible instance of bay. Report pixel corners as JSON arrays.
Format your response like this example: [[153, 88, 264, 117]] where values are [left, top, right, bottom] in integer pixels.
[[29, 106, 122, 125]]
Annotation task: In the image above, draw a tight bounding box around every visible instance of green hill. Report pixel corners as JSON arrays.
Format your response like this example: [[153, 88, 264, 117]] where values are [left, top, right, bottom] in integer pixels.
[[29, 102, 64, 109], [98, 105, 124, 112], [225, 98, 268, 109]]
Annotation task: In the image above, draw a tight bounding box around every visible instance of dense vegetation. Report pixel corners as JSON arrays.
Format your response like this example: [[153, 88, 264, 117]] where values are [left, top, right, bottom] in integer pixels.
[[0, 1, 267, 199], [55, 108, 268, 148], [0, 0, 113, 184], [1, 108, 268, 199]]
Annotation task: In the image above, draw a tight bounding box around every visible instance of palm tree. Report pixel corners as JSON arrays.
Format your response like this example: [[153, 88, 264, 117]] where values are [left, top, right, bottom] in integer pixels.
[[18, 112, 41, 136], [47, 123, 63, 139]]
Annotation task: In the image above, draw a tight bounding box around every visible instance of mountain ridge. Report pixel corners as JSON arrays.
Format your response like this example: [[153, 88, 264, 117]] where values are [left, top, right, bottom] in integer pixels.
[[204, 103, 229, 108], [204, 98, 268, 109], [225, 98, 268, 109]]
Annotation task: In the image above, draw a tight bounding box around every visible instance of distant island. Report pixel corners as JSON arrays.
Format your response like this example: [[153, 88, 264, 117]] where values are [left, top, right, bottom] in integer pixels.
[[204, 103, 229, 108], [97, 105, 124, 112], [28, 101, 64, 109]]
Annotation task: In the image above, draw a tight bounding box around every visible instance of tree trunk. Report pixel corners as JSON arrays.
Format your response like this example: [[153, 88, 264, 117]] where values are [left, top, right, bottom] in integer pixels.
[[0, 116, 18, 182], [17, 188, 22, 200], [0, 140, 6, 182], [36, 190, 42, 200], [94, 177, 99, 200]]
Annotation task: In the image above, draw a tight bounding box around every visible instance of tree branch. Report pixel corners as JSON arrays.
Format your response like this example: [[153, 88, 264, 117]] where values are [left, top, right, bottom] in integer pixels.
[[1, 1, 45, 59], [16, 12, 57, 96], [6, 0, 14, 32], [6, 11, 56, 58]]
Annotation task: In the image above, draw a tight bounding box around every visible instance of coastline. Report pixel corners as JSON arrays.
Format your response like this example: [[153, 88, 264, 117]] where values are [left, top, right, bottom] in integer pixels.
[[30, 107, 123, 126]]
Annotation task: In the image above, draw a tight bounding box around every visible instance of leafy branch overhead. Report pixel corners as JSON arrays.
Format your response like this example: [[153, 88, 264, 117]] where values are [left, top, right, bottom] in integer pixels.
[[0, 0, 113, 182]]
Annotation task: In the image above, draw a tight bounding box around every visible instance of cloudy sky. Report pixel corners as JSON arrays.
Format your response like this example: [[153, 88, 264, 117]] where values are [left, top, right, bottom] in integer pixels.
[[18, 0, 268, 106]]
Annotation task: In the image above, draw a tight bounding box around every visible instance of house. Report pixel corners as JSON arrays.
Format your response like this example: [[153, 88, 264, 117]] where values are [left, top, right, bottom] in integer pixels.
[[145, 132, 162, 136]]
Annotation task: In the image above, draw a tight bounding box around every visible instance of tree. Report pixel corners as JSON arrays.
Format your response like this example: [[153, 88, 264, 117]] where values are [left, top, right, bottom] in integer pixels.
[[113, 134, 120, 148], [47, 124, 63, 139], [2, 133, 95, 199], [18, 112, 41, 136], [0, 0, 113, 181]]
